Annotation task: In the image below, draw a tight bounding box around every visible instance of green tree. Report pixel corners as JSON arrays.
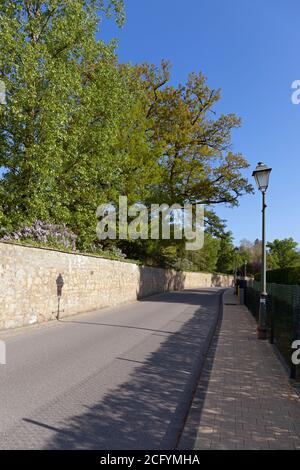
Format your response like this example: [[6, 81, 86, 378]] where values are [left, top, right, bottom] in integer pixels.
[[216, 231, 235, 273], [267, 238, 300, 270], [0, 2, 253, 265], [185, 233, 220, 273], [137, 62, 253, 232], [0, 0, 139, 246]]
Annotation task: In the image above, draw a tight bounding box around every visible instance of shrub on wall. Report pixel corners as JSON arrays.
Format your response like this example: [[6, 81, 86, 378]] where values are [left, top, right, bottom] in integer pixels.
[[0, 220, 77, 252], [255, 267, 300, 285], [0, 222, 129, 261]]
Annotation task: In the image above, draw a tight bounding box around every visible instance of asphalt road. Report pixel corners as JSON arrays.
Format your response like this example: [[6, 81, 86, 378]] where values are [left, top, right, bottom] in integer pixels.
[[0, 288, 222, 449]]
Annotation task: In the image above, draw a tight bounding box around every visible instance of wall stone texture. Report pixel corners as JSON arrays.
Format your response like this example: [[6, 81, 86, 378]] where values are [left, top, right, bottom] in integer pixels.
[[0, 242, 234, 331]]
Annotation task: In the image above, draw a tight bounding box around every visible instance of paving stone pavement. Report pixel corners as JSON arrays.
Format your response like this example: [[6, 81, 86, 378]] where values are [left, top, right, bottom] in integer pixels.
[[180, 289, 300, 450]]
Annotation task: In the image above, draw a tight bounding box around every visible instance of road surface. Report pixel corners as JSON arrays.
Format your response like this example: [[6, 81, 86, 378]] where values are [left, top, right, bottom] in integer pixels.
[[0, 288, 222, 449]]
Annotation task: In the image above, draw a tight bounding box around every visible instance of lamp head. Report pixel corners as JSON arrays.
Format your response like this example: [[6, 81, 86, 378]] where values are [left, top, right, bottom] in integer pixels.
[[252, 162, 272, 192]]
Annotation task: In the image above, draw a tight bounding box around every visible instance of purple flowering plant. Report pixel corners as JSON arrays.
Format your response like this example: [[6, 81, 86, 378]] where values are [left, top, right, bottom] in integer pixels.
[[0, 220, 77, 252]]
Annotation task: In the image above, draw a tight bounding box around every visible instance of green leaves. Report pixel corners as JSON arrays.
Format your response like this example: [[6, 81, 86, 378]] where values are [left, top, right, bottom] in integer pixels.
[[0, 1, 252, 269], [216, 232, 236, 274], [137, 63, 253, 208], [0, 1, 129, 246], [267, 238, 300, 270]]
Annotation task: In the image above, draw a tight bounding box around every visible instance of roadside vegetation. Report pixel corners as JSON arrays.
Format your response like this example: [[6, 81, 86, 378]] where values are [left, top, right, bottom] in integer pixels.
[[0, 1, 254, 272]]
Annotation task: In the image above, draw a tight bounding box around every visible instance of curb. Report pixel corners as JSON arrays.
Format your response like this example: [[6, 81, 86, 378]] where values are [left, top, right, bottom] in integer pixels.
[[160, 289, 226, 450]]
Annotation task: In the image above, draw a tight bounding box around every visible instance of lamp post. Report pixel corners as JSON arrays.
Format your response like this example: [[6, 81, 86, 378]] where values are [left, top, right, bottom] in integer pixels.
[[234, 247, 239, 294], [252, 162, 272, 340], [233, 247, 237, 280]]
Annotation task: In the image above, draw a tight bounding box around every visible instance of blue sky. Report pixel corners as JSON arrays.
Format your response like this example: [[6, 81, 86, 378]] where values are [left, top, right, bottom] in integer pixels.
[[100, 0, 300, 246]]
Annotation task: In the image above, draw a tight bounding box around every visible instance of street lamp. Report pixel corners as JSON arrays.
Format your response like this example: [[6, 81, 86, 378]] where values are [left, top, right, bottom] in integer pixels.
[[244, 260, 247, 278], [252, 162, 272, 340], [234, 247, 239, 281]]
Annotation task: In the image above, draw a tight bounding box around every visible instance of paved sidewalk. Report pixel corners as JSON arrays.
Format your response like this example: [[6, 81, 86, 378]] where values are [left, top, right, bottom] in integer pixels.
[[180, 289, 300, 450]]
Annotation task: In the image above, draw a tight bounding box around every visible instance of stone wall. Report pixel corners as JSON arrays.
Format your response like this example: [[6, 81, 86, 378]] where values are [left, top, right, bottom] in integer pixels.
[[0, 242, 234, 331]]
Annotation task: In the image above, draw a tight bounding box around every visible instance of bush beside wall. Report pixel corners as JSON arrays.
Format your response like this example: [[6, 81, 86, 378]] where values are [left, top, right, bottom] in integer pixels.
[[255, 267, 300, 286]]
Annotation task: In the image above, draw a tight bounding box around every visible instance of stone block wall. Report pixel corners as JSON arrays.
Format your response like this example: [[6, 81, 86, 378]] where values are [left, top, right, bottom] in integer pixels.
[[0, 242, 234, 331]]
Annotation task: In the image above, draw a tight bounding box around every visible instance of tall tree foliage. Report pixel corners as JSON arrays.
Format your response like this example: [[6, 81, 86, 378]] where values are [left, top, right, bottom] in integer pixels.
[[0, 0, 136, 245], [0, 2, 253, 268], [267, 238, 300, 270], [216, 231, 235, 274], [137, 62, 252, 222]]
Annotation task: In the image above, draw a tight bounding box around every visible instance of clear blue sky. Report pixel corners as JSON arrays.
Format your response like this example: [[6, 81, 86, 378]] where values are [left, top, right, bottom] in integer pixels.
[[100, 0, 300, 246]]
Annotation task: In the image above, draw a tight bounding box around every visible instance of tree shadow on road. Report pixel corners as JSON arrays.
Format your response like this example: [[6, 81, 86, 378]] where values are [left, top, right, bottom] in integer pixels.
[[24, 290, 221, 450]]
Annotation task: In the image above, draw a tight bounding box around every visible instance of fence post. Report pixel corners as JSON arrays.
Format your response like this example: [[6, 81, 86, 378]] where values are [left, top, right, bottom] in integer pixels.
[[269, 284, 274, 344], [290, 286, 298, 380]]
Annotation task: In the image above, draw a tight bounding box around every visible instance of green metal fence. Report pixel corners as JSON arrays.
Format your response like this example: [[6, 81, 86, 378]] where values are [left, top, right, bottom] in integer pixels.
[[245, 281, 300, 380]]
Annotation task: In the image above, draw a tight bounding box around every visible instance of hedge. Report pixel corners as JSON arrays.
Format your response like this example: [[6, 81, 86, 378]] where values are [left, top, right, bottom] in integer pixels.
[[254, 266, 300, 286]]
